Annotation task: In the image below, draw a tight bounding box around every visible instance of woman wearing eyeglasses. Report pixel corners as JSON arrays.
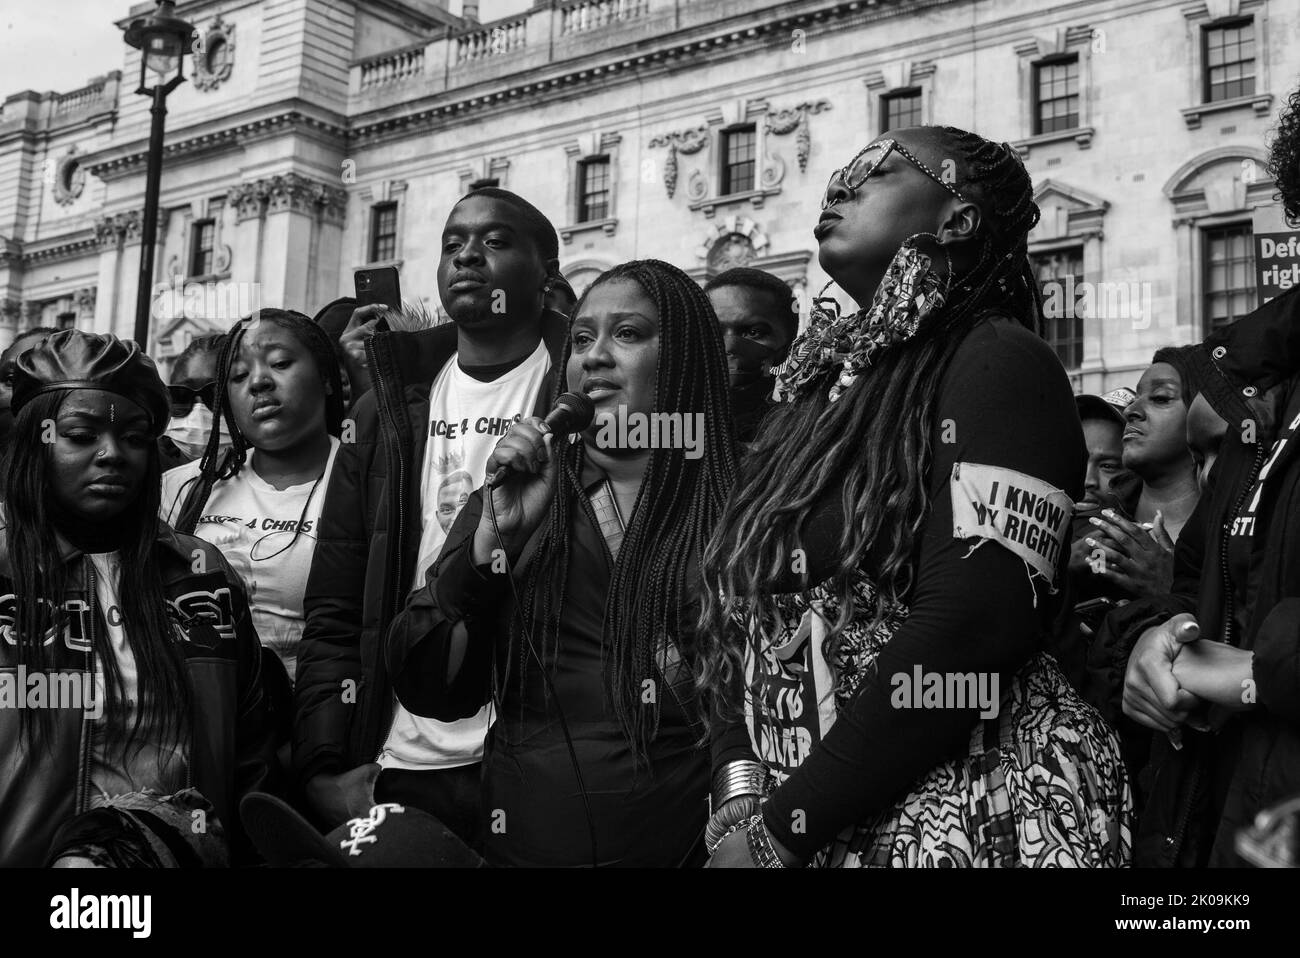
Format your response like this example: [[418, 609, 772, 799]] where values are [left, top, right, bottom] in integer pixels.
[[161, 335, 233, 471], [161, 311, 345, 684], [698, 127, 1132, 868]]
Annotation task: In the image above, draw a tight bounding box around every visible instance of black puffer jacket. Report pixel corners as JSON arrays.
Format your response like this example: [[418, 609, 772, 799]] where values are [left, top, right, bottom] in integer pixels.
[[1086, 285, 1300, 866], [294, 315, 568, 785]]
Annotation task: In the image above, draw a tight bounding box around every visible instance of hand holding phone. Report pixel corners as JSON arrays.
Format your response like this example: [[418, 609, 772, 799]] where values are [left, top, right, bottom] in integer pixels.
[[355, 266, 402, 312]]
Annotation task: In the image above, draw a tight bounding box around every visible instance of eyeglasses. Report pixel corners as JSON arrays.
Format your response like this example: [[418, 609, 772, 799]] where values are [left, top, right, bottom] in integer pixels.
[[167, 382, 218, 418], [822, 138, 969, 210]]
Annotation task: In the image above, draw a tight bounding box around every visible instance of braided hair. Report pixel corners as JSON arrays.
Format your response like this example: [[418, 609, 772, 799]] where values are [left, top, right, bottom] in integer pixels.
[[510, 259, 737, 761], [172, 309, 345, 535], [697, 126, 1043, 721]]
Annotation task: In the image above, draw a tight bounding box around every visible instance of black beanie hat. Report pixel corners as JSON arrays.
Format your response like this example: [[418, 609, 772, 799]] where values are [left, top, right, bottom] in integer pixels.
[[313, 296, 358, 343], [12, 330, 171, 437], [1152, 344, 1207, 408], [455, 187, 559, 262]]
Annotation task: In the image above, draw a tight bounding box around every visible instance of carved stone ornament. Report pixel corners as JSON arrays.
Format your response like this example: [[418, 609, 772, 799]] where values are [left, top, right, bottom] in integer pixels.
[[0, 299, 21, 324], [94, 210, 143, 247], [228, 180, 268, 222], [74, 287, 97, 317], [761, 153, 786, 189], [686, 169, 707, 201], [52, 146, 87, 206], [193, 15, 236, 92], [707, 233, 757, 271], [231, 173, 347, 224], [648, 126, 709, 199], [765, 100, 831, 173]]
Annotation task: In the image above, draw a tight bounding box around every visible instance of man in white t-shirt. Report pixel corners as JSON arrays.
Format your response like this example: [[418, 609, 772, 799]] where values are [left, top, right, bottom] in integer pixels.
[[296, 189, 571, 847]]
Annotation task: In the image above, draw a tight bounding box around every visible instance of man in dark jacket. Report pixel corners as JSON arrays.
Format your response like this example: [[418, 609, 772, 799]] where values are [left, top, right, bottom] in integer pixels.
[[294, 189, 568, 844], [1086, 283, 1300, 866]]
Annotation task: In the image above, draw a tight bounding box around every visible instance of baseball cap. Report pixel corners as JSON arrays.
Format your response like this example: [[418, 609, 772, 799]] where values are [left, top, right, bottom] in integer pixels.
[[1075, 386, 1136, 426], [240, 793, 486, 868]]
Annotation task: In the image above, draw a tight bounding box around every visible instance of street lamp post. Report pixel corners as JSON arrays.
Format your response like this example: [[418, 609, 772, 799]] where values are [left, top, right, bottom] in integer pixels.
[[124, 0, 195, 351]]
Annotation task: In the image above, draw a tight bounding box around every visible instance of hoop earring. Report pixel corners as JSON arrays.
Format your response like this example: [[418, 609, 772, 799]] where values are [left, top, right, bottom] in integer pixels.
[[902, 232, 953, 301]]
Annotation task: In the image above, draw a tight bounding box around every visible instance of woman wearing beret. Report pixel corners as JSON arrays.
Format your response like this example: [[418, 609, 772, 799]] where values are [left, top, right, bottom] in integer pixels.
[[0, 329, 279, 867]]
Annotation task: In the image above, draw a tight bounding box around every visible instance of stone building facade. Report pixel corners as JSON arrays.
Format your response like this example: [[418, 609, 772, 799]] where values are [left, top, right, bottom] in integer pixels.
[[0, 0, 1296, 388]]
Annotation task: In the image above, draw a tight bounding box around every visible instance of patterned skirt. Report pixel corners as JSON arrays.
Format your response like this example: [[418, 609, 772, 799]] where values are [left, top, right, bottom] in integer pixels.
[[816, 652, 1133, 868]]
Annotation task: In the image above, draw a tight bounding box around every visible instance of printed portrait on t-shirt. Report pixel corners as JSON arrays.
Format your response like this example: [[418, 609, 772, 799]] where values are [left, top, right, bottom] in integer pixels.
[[436, 470, 474, 533]]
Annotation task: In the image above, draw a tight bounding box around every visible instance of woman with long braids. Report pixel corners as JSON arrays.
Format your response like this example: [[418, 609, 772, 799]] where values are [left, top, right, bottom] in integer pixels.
[[386, 259, 737, 866], [0, 330, 277, 867], [699, 126, 1132, 868], [161, 309, 345, 684]]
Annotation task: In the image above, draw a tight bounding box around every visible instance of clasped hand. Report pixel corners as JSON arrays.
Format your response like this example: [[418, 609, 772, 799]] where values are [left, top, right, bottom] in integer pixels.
[[1122, 613, 1256, 734]]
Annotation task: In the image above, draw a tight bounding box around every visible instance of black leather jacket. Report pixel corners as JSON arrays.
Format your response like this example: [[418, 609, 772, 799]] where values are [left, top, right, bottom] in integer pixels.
[[0, 522, 278, 867]]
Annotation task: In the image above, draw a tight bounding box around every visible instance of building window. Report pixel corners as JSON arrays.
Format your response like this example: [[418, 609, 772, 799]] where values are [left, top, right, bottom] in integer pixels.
[[370, 202, 398, 263], [1203, 20, 1255, 103], [190, 219, 215, 277], [881, 89, 923, 134], [1033, 56, 1080, 135], [578, 157, 610, 223], [721, 126, 757, 196], [56, 311, 76, 330], [1203, 224, 1255, 333], [467, 177, 499, 192], [1032, 247, 1085, 370]]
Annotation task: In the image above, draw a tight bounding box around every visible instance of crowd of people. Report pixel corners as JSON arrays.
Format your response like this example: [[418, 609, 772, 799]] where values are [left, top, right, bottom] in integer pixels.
[[1, 94, 1299, 869]]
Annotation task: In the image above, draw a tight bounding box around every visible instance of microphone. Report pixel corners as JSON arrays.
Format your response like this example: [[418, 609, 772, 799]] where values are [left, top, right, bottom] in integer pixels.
[[487, 391, 596, 489]]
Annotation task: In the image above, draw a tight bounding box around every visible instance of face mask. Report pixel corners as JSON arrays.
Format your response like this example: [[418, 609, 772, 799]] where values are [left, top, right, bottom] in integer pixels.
[[164, 405, 233, 462]]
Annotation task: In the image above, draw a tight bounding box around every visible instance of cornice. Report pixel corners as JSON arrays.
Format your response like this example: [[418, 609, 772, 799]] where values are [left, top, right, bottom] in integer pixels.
[[347, 0, 951, 147], [84, 107, 349, 182]]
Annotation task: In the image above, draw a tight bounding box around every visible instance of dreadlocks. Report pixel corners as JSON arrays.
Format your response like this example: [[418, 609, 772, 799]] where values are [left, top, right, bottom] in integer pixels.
[[172, 309, 345, 536], [697, 126, 1042, 721], [511, 259, 736, 761]]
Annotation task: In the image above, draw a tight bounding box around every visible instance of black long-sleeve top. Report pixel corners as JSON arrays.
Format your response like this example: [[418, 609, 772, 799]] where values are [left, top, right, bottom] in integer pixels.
[[386, 457, 707, 867], [711, 314, 1086, 862]]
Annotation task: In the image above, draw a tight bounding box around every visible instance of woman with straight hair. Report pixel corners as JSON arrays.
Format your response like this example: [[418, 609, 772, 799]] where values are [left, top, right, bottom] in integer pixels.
[[698, 126, 1132, 868], [0, 330, 276, 867]]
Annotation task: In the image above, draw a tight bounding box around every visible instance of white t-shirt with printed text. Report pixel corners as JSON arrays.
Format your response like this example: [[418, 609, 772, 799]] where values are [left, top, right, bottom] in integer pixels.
[[379, 341, 551, 771], [160, 437, 341, 681]]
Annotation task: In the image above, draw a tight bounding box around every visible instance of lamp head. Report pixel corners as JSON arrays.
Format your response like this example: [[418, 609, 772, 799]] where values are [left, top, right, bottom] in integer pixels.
[[124, 0, 196, 91]]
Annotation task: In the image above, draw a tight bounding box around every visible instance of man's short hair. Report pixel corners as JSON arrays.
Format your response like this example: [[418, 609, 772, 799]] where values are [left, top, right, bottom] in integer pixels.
[[455, 187, 559, 262], [704, 268, 798, 340]]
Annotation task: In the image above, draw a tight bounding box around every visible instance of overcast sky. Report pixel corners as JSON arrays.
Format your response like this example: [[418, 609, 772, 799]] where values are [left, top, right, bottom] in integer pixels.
[[0, 1, 538, 97], [1, 2, 142, 96]]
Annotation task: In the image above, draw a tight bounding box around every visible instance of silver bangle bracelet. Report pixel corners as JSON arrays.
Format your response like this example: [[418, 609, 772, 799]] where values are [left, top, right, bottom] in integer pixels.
[[743, 813, 786, 868], [710, 760, 771, 812], [704, 794, 757, 855]]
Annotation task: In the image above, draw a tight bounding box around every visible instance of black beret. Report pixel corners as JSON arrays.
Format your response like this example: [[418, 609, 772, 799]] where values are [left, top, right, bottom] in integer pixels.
[[12, 330, 170, 437]]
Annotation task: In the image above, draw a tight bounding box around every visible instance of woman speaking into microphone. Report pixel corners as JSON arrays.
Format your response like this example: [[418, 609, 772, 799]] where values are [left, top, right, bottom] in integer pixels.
[[385, 259, 737, 867]]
